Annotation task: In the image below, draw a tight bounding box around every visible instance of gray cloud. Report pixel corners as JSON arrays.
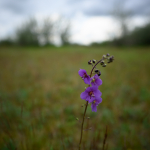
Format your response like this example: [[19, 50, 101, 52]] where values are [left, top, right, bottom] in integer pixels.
[[0, 0, 149, 18], [67, 0, 150, 16], [0, 0, 32, 15], [0, 0, 149, 40]]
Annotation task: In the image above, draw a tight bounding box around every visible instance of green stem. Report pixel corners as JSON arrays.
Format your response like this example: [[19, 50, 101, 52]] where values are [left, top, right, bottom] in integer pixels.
[[79, 101, 88, 150]]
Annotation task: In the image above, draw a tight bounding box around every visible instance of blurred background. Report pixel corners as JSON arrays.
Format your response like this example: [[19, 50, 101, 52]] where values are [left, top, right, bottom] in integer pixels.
[[0, 0, 150, 149]]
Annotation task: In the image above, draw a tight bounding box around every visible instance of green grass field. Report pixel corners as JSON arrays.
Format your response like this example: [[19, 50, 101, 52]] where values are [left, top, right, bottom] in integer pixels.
[[0, 46, 150, 150]]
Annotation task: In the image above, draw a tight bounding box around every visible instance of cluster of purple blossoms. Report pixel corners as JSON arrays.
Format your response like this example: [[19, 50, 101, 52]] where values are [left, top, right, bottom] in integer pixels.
[[78, 69, 102, 112]]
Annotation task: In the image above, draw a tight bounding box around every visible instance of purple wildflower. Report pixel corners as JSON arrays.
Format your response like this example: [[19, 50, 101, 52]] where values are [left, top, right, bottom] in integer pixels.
[[91, 74, 102, 87], [91, 97, 102, 112], [80, 86, 102, 103], [78, 69, 91, 84]]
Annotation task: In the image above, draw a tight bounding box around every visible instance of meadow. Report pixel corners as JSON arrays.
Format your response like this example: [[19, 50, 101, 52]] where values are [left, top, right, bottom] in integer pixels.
[[0, 46, 150, 150]]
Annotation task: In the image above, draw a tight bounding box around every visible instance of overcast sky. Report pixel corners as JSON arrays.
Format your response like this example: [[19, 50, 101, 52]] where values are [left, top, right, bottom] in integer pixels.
[[0, 0, 149, 45]]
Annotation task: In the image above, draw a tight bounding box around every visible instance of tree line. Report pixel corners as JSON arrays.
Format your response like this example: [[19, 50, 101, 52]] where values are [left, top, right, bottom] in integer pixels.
[[1, 16, 150, 47], [0, 17, 71, 46], [90, 22, 150, 47]]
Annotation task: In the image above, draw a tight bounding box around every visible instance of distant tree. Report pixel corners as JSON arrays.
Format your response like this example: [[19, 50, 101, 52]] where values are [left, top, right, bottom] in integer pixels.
[[56, 17, 71, 45], [60, 24, 71, 45], [128, 23, 150, 46], [40, 18, 54, 45], [112, 22, 150, 46], [111, 0, 132, 45], [1, 16, 71, 47], [15, 18, 39, 46], [0, 38, 14, 46], [90, 41, 111, 47]]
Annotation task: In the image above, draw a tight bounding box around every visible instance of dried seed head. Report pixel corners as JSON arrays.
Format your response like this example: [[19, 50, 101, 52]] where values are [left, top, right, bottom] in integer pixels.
[[103, 64, 107, 67], [103, 55, 107, 59], [92, 59, 96, 64], [98, 71, 101, 76], [100, 60, 104, 65], [95, 69, 99, 73], [108, 56, 114, 63], [106, 53, 110, 57], [88, 60, 92, 65], [111, 55, 114, 61]]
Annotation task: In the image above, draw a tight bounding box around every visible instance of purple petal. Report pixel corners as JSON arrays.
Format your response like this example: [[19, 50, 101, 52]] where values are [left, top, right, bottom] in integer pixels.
[[85, 87, 92, 92], [78, 69, 86, 77], [94, 74, 99, 79], [84, 75, 91, 84], [91, 86, 98, 91], [91, 103, 97, 112], [91, 81, 97, 87], [94, 89, 102, 97], [95, 78, 102, 86], [80, 91, 88, 100], [87, 97, 95, 103], [95, 97, 102, 104], [87, 86, 97, 95], [91, 74, 102, 87]]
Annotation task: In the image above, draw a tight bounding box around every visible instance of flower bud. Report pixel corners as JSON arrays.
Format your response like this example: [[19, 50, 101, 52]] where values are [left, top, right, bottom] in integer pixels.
[[103, 55, 107, 59], [92, 59, 96, 64], [103, 64, 107, 67], [111, 55, 114, 60], [98, 71, 101, 76], [94, 69, 99, 73], [88, 60, 92, 65], [106, 53, 110, 57], [100, 60, 104, 65], [108, 56, 114, 63]]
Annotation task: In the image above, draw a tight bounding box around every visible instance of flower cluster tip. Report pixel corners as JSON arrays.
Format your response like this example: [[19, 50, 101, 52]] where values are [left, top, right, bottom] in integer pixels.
[[79, 54, 114, 112]]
